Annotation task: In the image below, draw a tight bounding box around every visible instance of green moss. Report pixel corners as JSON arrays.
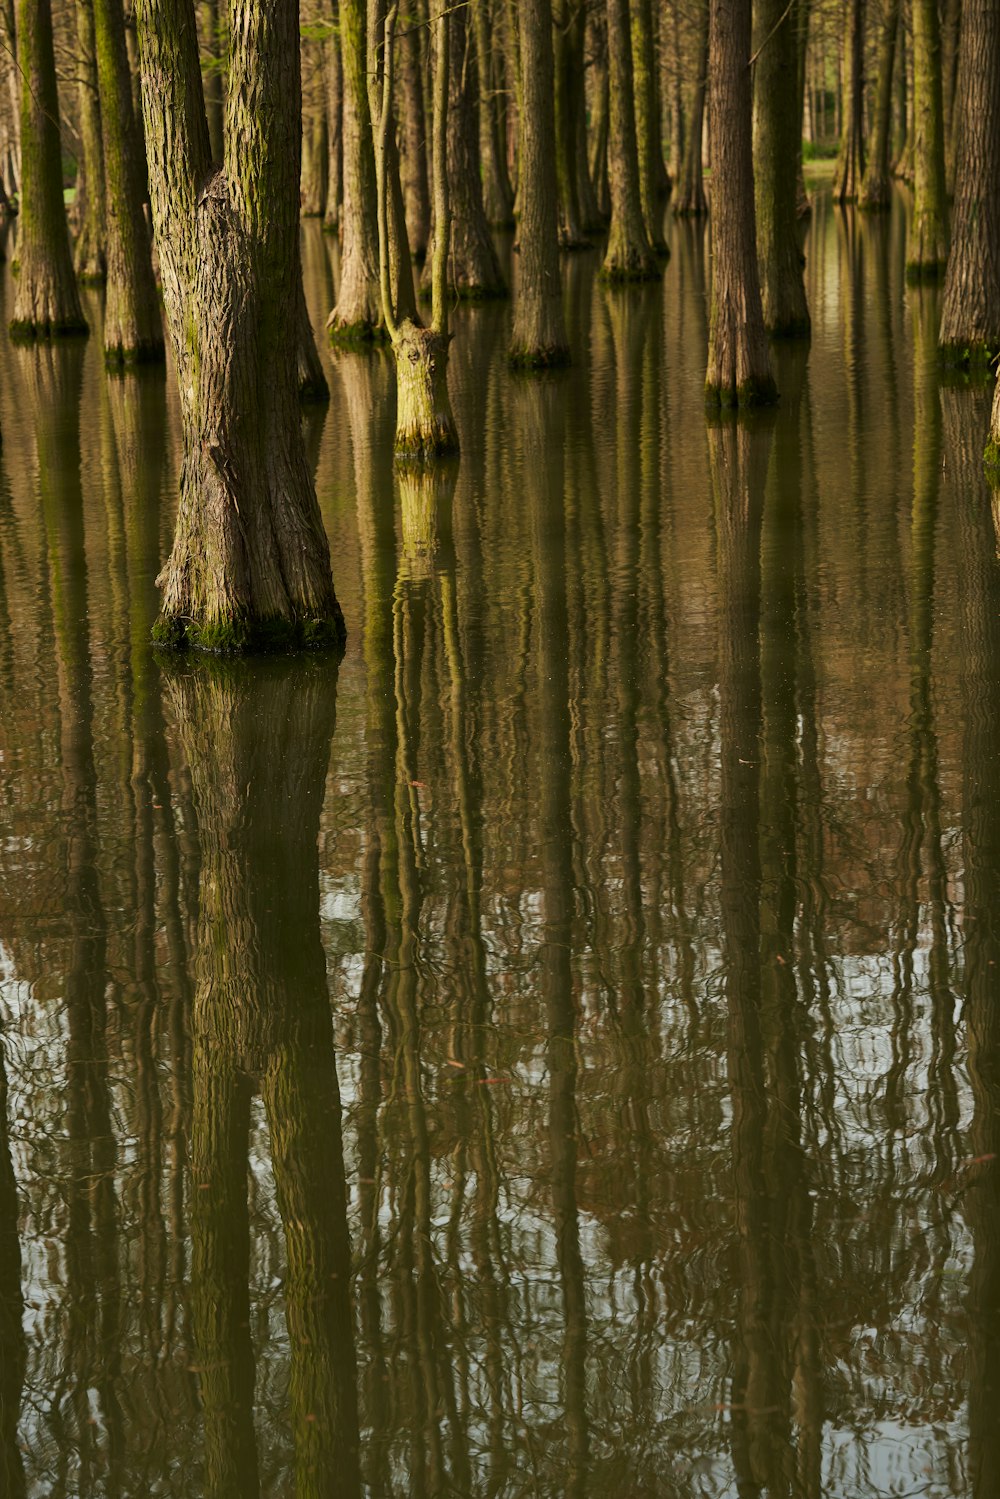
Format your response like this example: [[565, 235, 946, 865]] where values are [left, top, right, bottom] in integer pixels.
[[153, 608, 347, 655], [394, 429, 461, 462], [508, 342, 572, 371], [9, 315, 90, 342], [939, 340, 1000, 374], [328, 318, 389, 349], [985, 436, 1000, 477], [104, 340, 166, 373], [599, 259, 663, 285]]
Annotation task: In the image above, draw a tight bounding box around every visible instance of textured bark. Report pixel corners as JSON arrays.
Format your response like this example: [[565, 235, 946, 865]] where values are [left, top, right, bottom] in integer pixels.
[[0, 2, 20, 196], [858, 0, 899, 210], [74, 0, 107, 283], [328, 0, 384, 341], [632, 0, 666, 253], [601, 0, 658, 278], [588, 32, 611, 220], [93, 0, 165, 366], [907, 0, 949, 279], [673, 1, 709, 217], [137, 0, 344, 651], [301, 76, 328, 217], [833, 0, 865, 202], [399, 5, 430, 255], [940, 0, 1000, 365], [705, 0, 777, 406], [509, 0, 568, 364], [473, 0, 514, 225], [11, 0, 88, 337], [754, 0, 810, 335], [553, 0, 591, 245], [200, 0, 224, 159], [324, 30, 343, 232], [941, 0, 962, 170], [367, 0, 416, 322]]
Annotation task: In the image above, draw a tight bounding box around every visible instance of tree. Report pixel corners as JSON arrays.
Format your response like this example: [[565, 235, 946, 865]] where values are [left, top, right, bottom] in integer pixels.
[[907, 0, 949, 279], [754, 0, 810, 335], [833, 0, 865, 202], [939, 0, 1000, 367], [632, 0, 667, 255], [673, 0, 709, 217], [93, 0, 165, 367], [509, 0, 570, 366], [135, 0, 345, 651], [601, 0, 659, 278], [858, 0, 900, 209], [328, 0, 384, 341], [10, 0, 88, 339], [705, 0, 777, 407], [74, 0, 107, 284], [375, 2, 458, 457]]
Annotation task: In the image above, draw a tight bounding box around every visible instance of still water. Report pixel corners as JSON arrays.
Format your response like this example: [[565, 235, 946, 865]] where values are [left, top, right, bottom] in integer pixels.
[[1, 191, 998, 1497]]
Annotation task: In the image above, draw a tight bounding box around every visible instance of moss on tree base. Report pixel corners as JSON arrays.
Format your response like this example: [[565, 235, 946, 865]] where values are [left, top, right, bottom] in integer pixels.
[[152, 608, 346, 655], [985, 436, 1000, 477], [905, 259, 948, 285], [508, 341, 572, 370], [705, 374, 780, 411], [327, 318, 389, 349], [599, 255, 663, 284], [104, 340, 167, 373], [9, 315, 89, 343], [939, 340, 1000, 374]]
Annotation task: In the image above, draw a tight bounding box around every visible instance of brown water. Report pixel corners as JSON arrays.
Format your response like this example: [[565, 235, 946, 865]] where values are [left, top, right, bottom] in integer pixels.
[[1, 191, 999, 1497]]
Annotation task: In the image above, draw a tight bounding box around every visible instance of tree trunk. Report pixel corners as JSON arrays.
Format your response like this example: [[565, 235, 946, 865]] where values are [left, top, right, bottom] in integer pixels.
[[74, 0, 106, 284], [93, 0, 165, 366], [941, 0, 962, 171], [473, 0, 514, 225], [858, 0, 899, 209], [200, 0, 224, 160], [601, 0, 658, 278], [10, 0, 88, 338], [300, 77, 328, 218], [399, 2, 430, 255], [833, 0, 865, 202], [328, 0, 384, 341], [324, 30, 343, 232], [137, 0, 345, 652], [940, 0, 1000, 366], [509, 0, 568, 364], [588, 24, 611, 221], [793, 0, 811, 216], [673, 1, 709, 217], [632, 0, 667, 254], [907, 0, 949, 279], [553, 0, 591, 246], [754, 0, 810, 335], [705, 0, 777, 406]]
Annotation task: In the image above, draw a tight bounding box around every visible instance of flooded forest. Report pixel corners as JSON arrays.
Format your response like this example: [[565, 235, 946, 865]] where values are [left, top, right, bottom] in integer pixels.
[[1, 0, 1000, 1494]]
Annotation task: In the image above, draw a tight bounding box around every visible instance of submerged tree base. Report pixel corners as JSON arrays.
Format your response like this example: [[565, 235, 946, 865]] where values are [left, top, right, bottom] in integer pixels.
[[508, 341, 572, 370], [393, 321, 460, 460], [10, 316, 89, 342], [599, 252, 663, 284], [705, 374, 780, 411], [327, 317, 389, 349], [152, 608, 346, 655], [906, 259, 948, 285], [939, 340, 1000, 373], [104, 340, 166, 373]]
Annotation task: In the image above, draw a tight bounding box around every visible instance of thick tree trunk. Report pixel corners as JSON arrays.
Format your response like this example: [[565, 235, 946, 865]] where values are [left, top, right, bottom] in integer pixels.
[[632, 0, 666, 254], [93, 0, 165, 366], [11, 0, 88, 337], [907, 0, 949, 279], [74, 0, 106, 284], [137, 0, 345, 652], [858, 0, 899, 210], [553, 0, 591, 246], [833, 0, 865, 202], [473, 0, 514, 226], [601, 0, 658, 278], [324, 30, 343, 232], [941, 0, 962, 170], [673, 2, 709, 217], [940, 0, 1000, 366], [705, 0, 777, 406], [754, 0, 810, 335], [328, 0, 384, 341], [399, 4, 430, 255], [588, 29, 611, 221], [509, 0, 568, 364]]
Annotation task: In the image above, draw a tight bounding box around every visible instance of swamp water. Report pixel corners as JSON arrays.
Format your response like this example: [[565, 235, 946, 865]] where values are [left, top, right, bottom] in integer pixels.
[[0, 192, 997, 1496]]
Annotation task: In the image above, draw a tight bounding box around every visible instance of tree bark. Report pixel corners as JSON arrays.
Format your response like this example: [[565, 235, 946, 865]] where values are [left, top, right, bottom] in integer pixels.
[[473, 0, 514, 225], [705, 0, 777, 406], [858, 0, 899, 209], [323, 29, 343, 232], [398, 0, 430, 255], [93, 0, 165, 366], [509, 0, 569, 364], [300, 66, 329, 218], [74, 0, 107, 283], [632, 0, 666, 254], [328, 0, 384, 341], [940, 0, 1000, 366], [137, 0, 345, 651], [11, 0, 88, 338], [553, 0, 592, 245], [907, 0, 949, 279], [833, 0, 865, 202], [200, 0, 224, 159], [754, 0, 810, 335], [601, 0, 658, 278], [673, 0, 709, 217]]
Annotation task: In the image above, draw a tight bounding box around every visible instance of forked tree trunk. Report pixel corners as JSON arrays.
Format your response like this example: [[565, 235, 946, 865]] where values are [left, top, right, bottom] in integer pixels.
[[833, 0, 865, 202], [74, 0, 106, 283], [137, 0, 345, 652], [858, 0, 899, 210], [509, 0, 568, 365], [601, 0, 658, 279], [632, 0, 666, 254], [754, 0, 810, 335], [673, 2, 709, 217], [328, 0, 384, 342], [93, 0, 165, 367], [705, 0, 776, 407], [907, 0, 949, 279], [11, 0, 88, 338], [940, 0, 1000, 366]]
